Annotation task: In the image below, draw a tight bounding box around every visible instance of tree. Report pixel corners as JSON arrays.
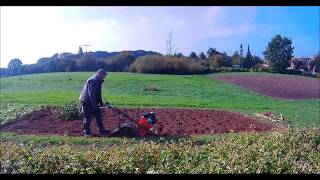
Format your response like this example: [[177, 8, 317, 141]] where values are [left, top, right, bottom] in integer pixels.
[[252, 55, 263, 67], [78, 46, 84, 56], [208, 53, 230, 70], [60, 58, 79, 72], [37, 57, 51, 64], [7, 58, 23, 76], [58, 52, 73, 59], [166, 31, 177, 56], [21, 64, 45, 75], [240, 44, 244, 68], [0, 68, 7, 77], [174, 52, 184, 58], [77, 55, 98, 71], [263, 34, 294, 72], [189, 52, 199, 61], [106, 52, 136, 71], [231, 51, 241, 66], [222, 52, 232, 67], [243, 45, 254, 68], [207, 48, 220, 58], [308, 53, 320, 74], [199, 52, 206, 60]]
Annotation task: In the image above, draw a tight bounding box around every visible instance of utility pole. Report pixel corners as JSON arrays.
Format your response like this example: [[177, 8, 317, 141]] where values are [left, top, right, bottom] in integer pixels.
[[80, 45, 91, 55]]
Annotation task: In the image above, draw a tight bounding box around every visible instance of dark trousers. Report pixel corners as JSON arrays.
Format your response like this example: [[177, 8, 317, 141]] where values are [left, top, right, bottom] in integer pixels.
[[82, 104, 104, 133]]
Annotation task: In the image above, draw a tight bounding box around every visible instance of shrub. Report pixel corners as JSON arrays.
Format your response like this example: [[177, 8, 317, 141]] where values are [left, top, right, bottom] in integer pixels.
[[106, 52, 136, 72], [54, 100, 81, 120], [0, 104, 42, 125], [143, 84, 160, 92], [208, 54, 230, 70], [214, 67, 249, 73], [129, 55, 208, 75], [283, 69, 303, 75]]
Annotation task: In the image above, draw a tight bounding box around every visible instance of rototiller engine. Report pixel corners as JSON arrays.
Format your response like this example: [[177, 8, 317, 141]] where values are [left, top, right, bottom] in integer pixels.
[[99, 100, 157, 137]]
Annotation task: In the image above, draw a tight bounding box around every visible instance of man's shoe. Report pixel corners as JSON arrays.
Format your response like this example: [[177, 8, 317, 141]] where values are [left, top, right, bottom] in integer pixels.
[[99, 128, 110, 136], [84, 131, 92, 137]]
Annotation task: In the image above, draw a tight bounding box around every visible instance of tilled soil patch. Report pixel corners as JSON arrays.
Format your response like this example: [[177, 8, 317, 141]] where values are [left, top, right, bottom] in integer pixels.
[[213, 75, 320, 100], [0, 107, 275, 137]]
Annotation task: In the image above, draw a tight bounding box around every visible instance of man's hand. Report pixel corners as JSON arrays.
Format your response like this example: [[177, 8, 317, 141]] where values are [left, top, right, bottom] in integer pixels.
[[149, 128, 158, 135], [103, 98, 110, 105], [98, 102, 104, 107], [107, 104, 115, 109]]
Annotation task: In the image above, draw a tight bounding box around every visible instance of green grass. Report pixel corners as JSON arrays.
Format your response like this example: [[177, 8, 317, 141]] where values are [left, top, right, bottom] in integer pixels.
[[0, 131, 229, 147], [0, 72, 319, 128], [0, 131, 137, 147]]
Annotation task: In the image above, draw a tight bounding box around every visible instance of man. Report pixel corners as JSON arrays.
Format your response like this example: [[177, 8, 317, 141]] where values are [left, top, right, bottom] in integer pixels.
[[79, 69, 109, 136]]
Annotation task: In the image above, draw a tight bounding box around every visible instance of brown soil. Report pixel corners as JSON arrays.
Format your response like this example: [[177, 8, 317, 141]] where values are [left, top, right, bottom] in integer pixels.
[[0, 107, 275, 137], [213, 75, 320, 100]]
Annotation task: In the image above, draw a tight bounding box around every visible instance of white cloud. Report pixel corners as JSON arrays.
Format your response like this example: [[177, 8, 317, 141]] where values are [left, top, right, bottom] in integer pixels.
[[203, 6, 224, 23], [137, 16, 150, 24]]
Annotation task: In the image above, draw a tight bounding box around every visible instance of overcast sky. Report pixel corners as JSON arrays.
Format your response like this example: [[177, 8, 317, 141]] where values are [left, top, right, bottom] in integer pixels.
[[1, 6, 319, 68]]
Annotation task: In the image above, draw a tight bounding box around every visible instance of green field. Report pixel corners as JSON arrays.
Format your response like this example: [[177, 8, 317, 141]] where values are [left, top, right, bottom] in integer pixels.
[[0, 72, 319, 128]]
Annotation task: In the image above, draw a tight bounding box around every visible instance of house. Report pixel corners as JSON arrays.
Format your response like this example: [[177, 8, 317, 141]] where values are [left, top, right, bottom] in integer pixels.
[[289, 57, 311, 71], [298, 57, 311, 70], [232, 65, 241, 68]]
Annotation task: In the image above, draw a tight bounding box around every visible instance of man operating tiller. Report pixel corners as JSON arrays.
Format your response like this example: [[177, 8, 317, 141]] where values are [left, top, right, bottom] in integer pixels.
[[79, 69, 109, 137]]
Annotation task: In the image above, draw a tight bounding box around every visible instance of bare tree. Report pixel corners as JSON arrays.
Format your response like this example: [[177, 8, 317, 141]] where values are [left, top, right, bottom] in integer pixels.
[[166, 31, 178, 56]]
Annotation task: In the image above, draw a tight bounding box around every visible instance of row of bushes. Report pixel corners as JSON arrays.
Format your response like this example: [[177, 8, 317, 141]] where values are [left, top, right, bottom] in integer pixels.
[[129, 55, 210, 75], [128, 55, 264, 75], [1, 128, 319, 173], [128, 55, 319, 77]]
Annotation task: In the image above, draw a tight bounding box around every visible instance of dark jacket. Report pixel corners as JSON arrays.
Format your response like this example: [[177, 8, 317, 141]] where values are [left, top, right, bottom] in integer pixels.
[[79, 74, 104, 110]]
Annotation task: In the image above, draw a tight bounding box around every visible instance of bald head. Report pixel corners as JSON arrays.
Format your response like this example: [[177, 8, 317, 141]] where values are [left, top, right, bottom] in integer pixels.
[[96, 69, 107, 81]]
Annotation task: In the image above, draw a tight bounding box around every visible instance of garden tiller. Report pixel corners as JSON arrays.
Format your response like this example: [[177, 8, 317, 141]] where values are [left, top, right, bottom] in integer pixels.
[[99, 100, 157, 137]]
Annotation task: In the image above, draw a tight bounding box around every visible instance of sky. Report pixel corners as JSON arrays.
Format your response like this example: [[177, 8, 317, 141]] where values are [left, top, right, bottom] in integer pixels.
[[0, 6, 319, 68]]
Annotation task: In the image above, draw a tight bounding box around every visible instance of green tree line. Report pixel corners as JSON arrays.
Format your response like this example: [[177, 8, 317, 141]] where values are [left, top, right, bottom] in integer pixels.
[[2, 34, 319, 77]]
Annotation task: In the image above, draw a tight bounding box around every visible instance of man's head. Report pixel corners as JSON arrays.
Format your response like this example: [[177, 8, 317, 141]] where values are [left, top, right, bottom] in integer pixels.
[[96, 69, 107, 81]]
